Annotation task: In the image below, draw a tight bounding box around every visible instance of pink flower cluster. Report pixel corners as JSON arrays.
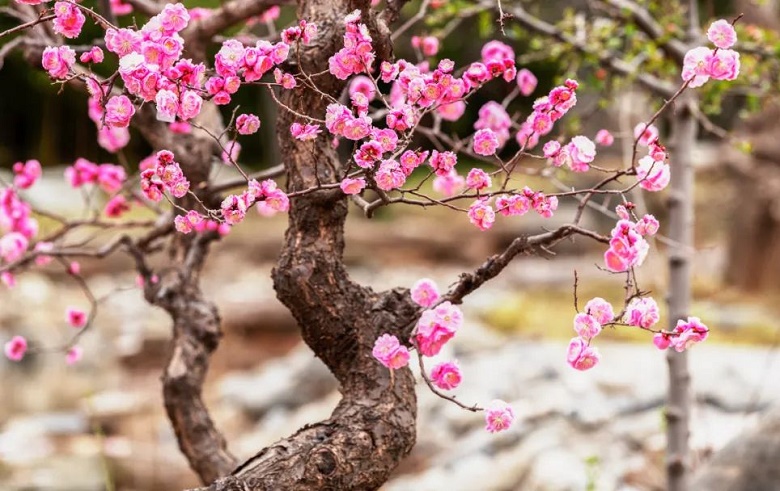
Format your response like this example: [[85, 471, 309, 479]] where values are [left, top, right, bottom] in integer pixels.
[[281, 19, 317, 45], [517, 79, 579, 149], [329, 11, 375, 80], [4, 335, 27, 362], [624, 297, 660, 329], [415, 301, 463, 356], [372, 334, 410, 369], [42, 46, 76, 79], [565, 297, 614, 371], [64, 158, 127, 193], [53, 1, 86, 38], [654, 317, 709, 352], [682, 20, 740, 88], [1, 187, 38, 245], [494, 187, 559, 220], [340, 177, 366, 195], [209, 179, 289, 229], [140, 150, 190, 201], [544, 135, 597, 172], [604, 218, 651, 273], [290, 123, 322, 141], [12, 160, 42, 189]]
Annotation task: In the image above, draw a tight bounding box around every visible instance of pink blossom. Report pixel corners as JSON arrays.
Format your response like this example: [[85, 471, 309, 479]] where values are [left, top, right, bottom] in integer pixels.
[[97, 126, 131, 153], [12, 160, 42, 189], [633, 123, 659, 147], [67, 261, 80, 275], [624, 297, 660, 329], [670, 317, 709, 352], [66, 307, 87, 328], [42, 46, 76, 79], [429, 151, 457, 177], [80, 46, 104, 64], [220, 195, 247, 225], [236, 114, 261, 135], [108, 0, 132, 14], [355, 140, 383, 168], [273, 68, 297, 89], [264, 189, 290, 213], [105, 96, 135, 128], [468, 200, 495, 231], [484, 399, 515, 433], [682, 46, 713, 88], [543, 141, 562, 159], [473, 129, 499, 156], [340, 177, 365, 195], [372, 334, 410, 369], [375, 160, 406, 190], [178, 91, 203, 121], [174, 210, 204, 234], [415, 302, 462, 356], [707, 19, 737, 49], [595, 129, 614, 146], [584, 297, 614, 325], [481, 40, 515, 63], [4, 335, 27, 362], [573, 313, 602, 340], [290, 123, 322, 141], [0, 232, 28, 264], [636, 156, 670, 192], [567, 135, 596, 172], [53, 1, 85, 39], [495, 194, 530, 217], [432, 170, 465, 197], [97, 164, 126, 193], [466, 168, 491, 191], [653, 332, 672, 350], [160, 3, 190, 33], [706, 49, 740, 81], [604, 219, 649, 272], [65, 346, 83, 365], [566, 337, 601, 371], [349, 75, 376, 101], [636, 214, 659, 236], [105, 28, 141, 57], [516, 68, 537, 96], [372, 129, 398, 153], [411, 278, 440, 308], [430, 361, 462, 390]]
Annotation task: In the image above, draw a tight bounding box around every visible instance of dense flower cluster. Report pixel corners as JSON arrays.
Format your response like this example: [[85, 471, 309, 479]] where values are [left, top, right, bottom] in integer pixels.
[[140, 150, 190, 201], [683, 20, 739, 87]]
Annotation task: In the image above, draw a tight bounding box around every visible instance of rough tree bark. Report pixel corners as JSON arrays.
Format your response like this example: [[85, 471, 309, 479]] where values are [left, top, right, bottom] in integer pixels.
[[185, 1, 424, 489], [665, 1, 698, 488]]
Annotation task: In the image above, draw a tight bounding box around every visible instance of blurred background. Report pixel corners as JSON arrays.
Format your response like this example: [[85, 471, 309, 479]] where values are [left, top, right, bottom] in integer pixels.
[[2, 0, 780, 490]]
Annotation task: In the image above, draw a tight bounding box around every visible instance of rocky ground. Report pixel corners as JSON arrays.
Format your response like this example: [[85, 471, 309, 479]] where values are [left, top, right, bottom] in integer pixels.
[[1, 171, 779, 490]]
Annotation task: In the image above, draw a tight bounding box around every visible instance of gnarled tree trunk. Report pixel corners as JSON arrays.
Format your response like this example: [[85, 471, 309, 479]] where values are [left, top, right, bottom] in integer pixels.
[[190, 1, 422, 489]]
